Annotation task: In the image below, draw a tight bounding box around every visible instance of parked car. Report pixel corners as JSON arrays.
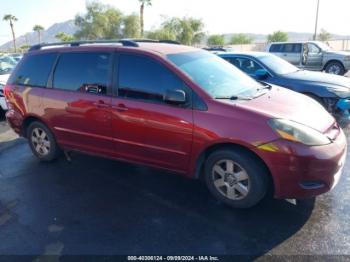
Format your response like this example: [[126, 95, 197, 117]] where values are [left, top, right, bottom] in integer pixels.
[[266, 41, 350, 76], [0, 57, 16, 112], [203, 47, 235, 54], [218, 52, 350, 120], [9, 53, 23, 63], [5, 40, 347, 208]]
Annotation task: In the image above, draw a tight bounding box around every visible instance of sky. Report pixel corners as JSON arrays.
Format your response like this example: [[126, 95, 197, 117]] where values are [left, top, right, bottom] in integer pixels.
[[1, 0, 350, 45]]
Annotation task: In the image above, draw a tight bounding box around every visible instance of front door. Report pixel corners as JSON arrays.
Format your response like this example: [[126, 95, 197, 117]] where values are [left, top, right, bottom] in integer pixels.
[[43, 51, 114, 155], [304, 43, 323, 70], [111, 53, 194, 172]]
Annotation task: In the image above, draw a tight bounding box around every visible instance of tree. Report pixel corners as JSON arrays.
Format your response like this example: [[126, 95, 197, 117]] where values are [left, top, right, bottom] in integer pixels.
[[147, 28, 176, 41], [19, 44, 31, 52], [147, 16, 205, 45], [318, 28, 332, 42], [207, 34, 225, 46], [122, 14, 141, 38], [55, 32, 75, 42], [74, 1, 123, 40], [3, 14, 18, 52], [138, 0, 152, 37], [267, 31, 288, 42], [33, 25, 45, 43], [230, 34, 253, 45]]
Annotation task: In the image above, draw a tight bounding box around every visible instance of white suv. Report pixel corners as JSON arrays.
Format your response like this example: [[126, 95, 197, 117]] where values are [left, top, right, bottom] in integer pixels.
[[267, 41, 350, 76], [0, 55, 17, 112]]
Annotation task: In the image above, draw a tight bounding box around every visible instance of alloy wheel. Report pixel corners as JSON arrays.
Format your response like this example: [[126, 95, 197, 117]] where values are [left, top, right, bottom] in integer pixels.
[[212, 159, 250, 200], [31, 127, 51, 156]]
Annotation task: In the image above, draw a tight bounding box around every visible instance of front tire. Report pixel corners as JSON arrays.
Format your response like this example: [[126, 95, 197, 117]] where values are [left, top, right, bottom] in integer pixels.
[[325, 61, 345, 75], [27, 121, 61, 162], [204, 149, 269, 208]]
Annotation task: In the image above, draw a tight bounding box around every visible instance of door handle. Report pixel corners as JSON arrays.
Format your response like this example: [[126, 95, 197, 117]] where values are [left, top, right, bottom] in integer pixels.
[[112, 103, 128, 112], [93, 100, 110, 108]]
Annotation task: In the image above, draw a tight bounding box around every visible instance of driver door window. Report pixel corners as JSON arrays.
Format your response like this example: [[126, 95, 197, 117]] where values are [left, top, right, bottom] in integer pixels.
[[307, 43, 321, 54], [118, 54, 191, 108], [230, 57, 263, 76]]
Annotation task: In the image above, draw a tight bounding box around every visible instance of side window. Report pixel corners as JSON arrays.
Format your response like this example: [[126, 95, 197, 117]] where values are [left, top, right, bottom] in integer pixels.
[[225, 58, 241, 69], [53, 52, 112, 94], [294, 44, 302, 53], [238, 58, 263, 75], [10, 53, 57, 87], [269, 44, 282, 53], [283, 44, 294, 53], [118, 54, 191, 107], [307, 43, 321, 54]]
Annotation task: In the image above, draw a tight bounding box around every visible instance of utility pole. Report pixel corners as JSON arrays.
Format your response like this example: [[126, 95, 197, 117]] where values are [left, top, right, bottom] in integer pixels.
[[313, 0, 320, 40]]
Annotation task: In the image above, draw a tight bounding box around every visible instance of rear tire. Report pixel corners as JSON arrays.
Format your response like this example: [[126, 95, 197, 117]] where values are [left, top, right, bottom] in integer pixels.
[[325, 61, 345, 76], [27, 121, 61, 162], [204, 149, 269, 208]]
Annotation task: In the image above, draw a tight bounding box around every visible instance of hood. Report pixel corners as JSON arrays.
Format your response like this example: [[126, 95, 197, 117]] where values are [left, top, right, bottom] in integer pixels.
[[0, 74, 10, 85], [237, 86, 334, 133], [284, 70, 350, 88], [325, 50, 350, 56]]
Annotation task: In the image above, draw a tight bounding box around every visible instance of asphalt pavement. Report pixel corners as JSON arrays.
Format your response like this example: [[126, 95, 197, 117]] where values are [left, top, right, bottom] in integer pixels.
[[0, 112, 350, 259]]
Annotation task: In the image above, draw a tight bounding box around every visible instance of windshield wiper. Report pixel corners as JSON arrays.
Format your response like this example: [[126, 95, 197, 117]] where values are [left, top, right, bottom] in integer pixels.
[[215, 95, 252, 101]]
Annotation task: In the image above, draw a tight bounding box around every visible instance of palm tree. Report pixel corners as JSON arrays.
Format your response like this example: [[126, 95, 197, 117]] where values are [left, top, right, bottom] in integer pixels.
[[33, 25, 45, 43], [3, 14, 18, 52], [138, 0, 152, 37]]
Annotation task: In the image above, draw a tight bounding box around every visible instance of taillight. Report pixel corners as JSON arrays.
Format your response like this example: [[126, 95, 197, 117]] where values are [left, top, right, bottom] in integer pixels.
[[3, 84, 13, 110], [3, 84, 11, 98]]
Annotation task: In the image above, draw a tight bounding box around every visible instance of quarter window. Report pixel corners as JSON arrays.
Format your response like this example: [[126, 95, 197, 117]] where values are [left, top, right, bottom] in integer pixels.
[[118, 54, 190, 106], [53, 52, 112, 94], [269, 44, 282, 53], [10, 53, 57, 87]]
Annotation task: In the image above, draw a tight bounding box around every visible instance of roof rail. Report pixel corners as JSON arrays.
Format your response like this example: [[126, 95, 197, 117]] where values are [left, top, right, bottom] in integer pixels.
[[126, 39, 181, 45], [28, 38, 181, 52], [28, 39, 139, 52]]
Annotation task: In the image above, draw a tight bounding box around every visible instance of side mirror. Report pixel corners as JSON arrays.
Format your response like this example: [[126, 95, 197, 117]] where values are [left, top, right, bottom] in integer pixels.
[[255, 69, 269, 80], [164, 89, 186, 104]]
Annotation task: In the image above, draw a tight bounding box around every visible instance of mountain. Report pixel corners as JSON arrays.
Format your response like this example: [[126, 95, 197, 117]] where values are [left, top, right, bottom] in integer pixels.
[[1, 18, 349, 50], [0, 20, 77, 51]]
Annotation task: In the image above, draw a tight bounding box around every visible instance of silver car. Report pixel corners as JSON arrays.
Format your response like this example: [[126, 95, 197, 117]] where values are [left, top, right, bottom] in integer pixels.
[[267, 41, 350, 75]]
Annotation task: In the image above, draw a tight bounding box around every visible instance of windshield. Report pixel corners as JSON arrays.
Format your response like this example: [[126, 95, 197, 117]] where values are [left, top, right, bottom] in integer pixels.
[[0, 57, 16, 75], [259, 54, 299, 75], [315, 41, 331, 51], [167, 51, 261, 99]]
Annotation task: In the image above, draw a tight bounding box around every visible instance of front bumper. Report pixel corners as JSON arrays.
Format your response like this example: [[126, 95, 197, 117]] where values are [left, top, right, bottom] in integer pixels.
[[256, 128, 347, 199]]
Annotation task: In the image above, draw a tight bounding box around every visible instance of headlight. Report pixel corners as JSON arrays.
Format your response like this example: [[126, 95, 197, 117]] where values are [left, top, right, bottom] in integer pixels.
[[268, 119, 330, 146], [326, 86, 350, 98], [344, 56, 350, 61]]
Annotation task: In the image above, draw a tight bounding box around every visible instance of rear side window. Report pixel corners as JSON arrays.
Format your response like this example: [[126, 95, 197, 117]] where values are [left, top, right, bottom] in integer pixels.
[[118, 54, 190, 106], [269, 44, 282, 53], [10, 53, 57, 87], [53, 52, 112, 94], [282, 44, 302, 53]]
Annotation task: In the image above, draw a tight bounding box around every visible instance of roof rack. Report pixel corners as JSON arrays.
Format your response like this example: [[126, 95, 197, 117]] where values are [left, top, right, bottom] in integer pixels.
[[28, 39, 180, 52]]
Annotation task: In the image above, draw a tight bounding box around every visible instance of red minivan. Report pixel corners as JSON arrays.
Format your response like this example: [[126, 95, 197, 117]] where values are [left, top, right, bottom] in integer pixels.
[[5, 40, 347, 208]]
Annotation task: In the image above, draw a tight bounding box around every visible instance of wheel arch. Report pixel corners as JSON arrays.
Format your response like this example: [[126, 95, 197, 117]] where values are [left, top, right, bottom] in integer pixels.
[[193, 142, 274, 193], [323, 59, 345, 71], [22, 114, 51, 138]]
